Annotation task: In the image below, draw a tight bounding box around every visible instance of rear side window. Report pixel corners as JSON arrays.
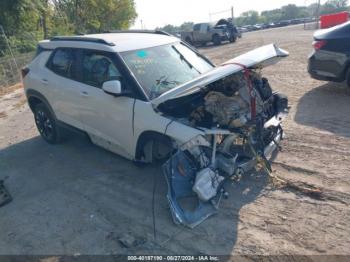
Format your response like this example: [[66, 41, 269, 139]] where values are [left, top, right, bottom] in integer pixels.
[[47, 48, 77, 79]]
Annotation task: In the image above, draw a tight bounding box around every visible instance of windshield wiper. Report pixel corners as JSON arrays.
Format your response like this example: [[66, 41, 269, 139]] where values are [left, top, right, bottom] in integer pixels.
[[172, 46, 201, 74], [156, 75, 181, 86]]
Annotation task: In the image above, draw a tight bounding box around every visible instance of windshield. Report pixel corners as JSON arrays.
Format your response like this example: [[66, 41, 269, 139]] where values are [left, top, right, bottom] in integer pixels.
[[121, 42, 214, 99]]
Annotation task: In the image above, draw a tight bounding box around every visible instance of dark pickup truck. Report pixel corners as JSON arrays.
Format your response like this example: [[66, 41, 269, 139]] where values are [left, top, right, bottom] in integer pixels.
[[181, 19, 239, 46]]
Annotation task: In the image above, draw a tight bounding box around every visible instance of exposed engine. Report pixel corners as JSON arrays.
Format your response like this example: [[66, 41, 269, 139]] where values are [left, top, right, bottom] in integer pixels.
[[161, 69, 289, 228], [188, 71, 281, 129]]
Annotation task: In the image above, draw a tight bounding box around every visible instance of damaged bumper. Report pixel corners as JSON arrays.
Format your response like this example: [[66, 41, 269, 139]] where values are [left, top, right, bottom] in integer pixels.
[[163, 114, 286, 228], [159, 44, 290, 228]]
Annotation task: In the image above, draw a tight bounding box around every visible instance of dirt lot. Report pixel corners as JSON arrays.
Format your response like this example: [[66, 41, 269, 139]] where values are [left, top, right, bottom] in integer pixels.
[[0, 25, 349, 257]]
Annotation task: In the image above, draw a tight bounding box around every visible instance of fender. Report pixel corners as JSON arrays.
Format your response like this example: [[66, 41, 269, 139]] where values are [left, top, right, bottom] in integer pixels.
[[25, 89, 57, 119]]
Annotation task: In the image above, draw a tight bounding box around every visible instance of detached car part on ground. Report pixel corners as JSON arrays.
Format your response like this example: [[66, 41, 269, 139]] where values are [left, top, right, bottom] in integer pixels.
[[23, 32, 288, 228], [156, 44, 289, 228]]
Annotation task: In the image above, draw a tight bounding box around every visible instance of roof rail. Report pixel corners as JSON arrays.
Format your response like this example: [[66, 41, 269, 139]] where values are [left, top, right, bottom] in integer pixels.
[[50, 36, 116, 46], [103, 30, 172, 36]]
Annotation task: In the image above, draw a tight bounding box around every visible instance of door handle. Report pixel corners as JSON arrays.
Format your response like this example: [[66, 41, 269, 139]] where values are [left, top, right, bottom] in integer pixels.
[[80, 91, 89, 97], [41, 79, 48, 85]]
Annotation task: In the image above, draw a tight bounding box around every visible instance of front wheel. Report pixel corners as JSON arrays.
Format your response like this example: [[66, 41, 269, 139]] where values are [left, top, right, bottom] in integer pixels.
[[229, 36, 237, 43], [213, 35, 221, 46], [34, 103, 62, 144], [346, 68, 350, 88]]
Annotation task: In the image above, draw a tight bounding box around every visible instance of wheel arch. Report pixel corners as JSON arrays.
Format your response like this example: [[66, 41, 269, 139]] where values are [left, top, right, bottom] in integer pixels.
[[26, 89, 56, 119], [134, 130, 174, 161]]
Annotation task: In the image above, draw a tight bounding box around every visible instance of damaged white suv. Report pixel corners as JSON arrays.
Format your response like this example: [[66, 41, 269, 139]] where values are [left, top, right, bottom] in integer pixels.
[[24, 31, 288, 225]]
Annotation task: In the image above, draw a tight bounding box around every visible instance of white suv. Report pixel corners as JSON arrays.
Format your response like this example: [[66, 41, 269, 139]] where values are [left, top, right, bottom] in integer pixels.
[[23, 31, 288, 174]]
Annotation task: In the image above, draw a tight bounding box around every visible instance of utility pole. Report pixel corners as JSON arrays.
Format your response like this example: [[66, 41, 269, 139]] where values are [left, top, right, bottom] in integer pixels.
[[315, 0, 321, 29], [231, 6, 234, 23]]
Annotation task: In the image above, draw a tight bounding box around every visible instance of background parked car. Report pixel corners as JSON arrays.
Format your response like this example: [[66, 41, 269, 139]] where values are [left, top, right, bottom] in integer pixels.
[[181, 19, 239, 46], [308, 21, 350, 87]]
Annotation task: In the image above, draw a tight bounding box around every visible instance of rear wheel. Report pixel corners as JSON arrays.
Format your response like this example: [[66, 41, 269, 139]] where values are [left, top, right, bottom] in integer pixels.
[[34, 103, 62, 144], [185, 37, 193, 46]]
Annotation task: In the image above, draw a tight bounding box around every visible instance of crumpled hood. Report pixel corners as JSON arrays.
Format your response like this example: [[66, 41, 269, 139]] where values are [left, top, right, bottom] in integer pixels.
[[152, 44, 289, 107]]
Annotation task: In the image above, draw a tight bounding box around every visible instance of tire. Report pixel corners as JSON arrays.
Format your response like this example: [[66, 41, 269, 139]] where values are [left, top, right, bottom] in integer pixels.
[[185, 37, 193, 46], [229, 36, 237, 43], [137, 135, 173, 165], [152, 137, 172, 163], [34, 103, 62, 144], [213, 34, 221, 46], [346, 68, 350, 88]]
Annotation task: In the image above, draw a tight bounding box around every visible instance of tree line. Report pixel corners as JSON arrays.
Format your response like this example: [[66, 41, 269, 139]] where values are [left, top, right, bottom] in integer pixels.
[[158, 0, 349, 34], [0, 0, 137, 55]]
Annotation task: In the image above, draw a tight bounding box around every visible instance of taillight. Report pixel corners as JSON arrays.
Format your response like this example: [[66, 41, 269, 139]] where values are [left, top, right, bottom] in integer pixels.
[[313, 40, 327, 50], [21, 67, 30, 80]]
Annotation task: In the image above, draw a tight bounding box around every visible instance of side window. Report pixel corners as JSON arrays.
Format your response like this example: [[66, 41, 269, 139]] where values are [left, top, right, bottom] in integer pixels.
[[81, 50, 121, 88], [200, 24, 208, 33], [48, 48, 76, 78], [193, 24, 201, 31]]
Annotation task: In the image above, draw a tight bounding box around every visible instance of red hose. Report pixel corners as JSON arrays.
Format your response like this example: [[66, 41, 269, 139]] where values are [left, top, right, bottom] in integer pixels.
[[221, 62, 256, 120]]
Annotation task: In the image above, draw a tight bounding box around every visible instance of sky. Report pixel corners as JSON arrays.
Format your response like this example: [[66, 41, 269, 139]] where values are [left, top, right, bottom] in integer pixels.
[[132, 0, 322, 29]]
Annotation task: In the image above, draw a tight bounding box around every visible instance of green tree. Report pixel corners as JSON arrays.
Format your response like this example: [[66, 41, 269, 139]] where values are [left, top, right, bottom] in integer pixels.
[[321, 0, 349, 14], [56, 0, 137, 34], [180, 22, 194, 32], [240, 10, 260, 25], [281, 4, 300, 20], [327, 0, 348, 8]]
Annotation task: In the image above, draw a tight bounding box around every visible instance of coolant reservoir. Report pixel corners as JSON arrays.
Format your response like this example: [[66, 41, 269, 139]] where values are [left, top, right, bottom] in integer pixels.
[[192, 168, 224, 202]]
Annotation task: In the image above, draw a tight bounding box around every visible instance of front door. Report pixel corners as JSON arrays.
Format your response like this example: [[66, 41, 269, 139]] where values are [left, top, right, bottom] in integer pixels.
[[77, 49, 135, 158]]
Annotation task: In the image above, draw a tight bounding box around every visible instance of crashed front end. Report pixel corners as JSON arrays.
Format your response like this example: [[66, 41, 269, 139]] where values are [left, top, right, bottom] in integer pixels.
[[156, 44, 289, 228]]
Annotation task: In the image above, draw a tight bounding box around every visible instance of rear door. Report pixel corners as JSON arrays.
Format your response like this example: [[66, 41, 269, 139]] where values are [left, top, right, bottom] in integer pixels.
[[44, 48, 85, 129], [76, 49, 135, 158], [192, 24, 202, 42]]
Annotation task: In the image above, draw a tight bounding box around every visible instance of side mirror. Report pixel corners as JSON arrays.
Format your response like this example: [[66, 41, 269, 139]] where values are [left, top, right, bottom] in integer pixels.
[[102, 80, 122, 96]]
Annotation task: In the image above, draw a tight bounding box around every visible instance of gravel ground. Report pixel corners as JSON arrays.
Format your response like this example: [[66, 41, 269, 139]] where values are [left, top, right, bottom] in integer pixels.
[[0, 25, 349, 257]]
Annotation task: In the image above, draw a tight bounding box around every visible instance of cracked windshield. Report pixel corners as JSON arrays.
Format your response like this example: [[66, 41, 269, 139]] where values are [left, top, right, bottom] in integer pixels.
[[121, 43, 213, 99]]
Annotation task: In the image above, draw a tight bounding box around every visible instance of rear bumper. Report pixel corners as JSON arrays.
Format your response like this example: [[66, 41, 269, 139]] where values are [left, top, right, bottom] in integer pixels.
[[308, 64, 340, 82], [308, 51, 346, 82]]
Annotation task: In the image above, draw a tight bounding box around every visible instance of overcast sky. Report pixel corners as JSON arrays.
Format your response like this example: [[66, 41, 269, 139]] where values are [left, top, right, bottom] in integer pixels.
[[132, 0, 323, 29]]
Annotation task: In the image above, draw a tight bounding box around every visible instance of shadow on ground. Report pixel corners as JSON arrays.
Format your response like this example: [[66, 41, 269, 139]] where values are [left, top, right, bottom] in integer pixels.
[[295, 82, 350, 139], [0, 132, 268, 255]]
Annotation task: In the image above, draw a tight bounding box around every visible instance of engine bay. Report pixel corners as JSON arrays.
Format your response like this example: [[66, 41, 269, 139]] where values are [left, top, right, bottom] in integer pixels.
[[161, 69, 289, 228], [158, 70, 288, 130]]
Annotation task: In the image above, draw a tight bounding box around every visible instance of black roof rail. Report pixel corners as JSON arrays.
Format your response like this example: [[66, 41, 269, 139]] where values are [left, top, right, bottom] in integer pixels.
[[103, 30, 172, 36], [50, 36, 116, 46]]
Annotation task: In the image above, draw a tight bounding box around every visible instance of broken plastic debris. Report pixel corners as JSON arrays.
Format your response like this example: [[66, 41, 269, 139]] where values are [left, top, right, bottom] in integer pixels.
[[163, 150, 222, 228]]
